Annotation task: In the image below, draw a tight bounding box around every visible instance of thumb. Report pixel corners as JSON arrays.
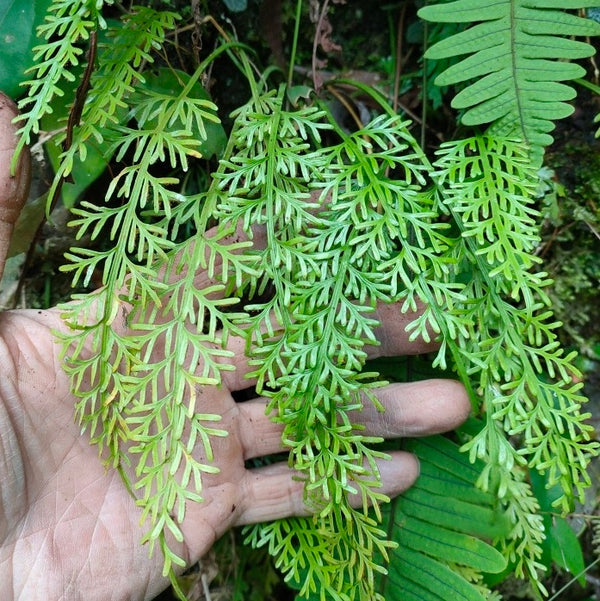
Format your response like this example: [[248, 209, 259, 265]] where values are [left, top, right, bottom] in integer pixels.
[[0, 92, 31, 282]]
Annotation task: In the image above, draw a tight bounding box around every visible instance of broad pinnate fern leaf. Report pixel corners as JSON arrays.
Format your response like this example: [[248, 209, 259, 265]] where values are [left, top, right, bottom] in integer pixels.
[[378, 437, 510, 601], [418, 0, 600, 163]]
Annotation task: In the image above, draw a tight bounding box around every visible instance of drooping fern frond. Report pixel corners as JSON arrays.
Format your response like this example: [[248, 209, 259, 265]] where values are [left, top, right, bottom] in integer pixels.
[[216, 89, 401, 601], [418, 0, 600, 163], [12, 0, 113, 168], [280, 434, 511, 601], [429, 135, 597, 585], [51, 14, 244, 580], [224, 90, 468, 600]]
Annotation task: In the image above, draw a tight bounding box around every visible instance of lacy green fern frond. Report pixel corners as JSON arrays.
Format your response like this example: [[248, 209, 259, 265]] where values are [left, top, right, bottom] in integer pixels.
[[418, 0, 600, 163], [12, 0, 113, 168], [218, 90, 469, 600], [53, 19, 242, 577], [430, 135, 597, 584], [216, 89, 400, 601]]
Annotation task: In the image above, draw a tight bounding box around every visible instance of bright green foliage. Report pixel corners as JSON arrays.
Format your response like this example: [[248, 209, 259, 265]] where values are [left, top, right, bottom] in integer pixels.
[[213, 89, 441, 600], [419, 0, 600, 164], [0, 0, 52, 99], [12, 0, 113, 168], [283, 434, 512, 601], [216, 90, 457, 600], [432, 135, 596, 585], [46, 6, 236, 577], [10, 1, 600, 600]]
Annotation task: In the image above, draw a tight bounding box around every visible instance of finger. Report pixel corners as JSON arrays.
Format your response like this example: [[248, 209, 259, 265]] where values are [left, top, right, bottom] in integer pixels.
[[167, 222, 436, 356], [238, 379, 470, 460], [350, 379, 471, 438], [216, 302, 442, 392], [371, 301, 440, 357], [132, 219, 440, 386], [237, 451, 420, 525], [0, 93, 31, 282], [237, 399, 286, 460]]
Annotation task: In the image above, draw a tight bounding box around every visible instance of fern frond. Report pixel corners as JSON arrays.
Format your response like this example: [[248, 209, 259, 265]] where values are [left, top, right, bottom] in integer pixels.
[[429, 134, 598, 585], [45, 16, 249, 576], [419, 0, 600, 162], [374, 436, 509, 601], [12, 0, 112, 167], [48, 7, 180, 202], [220, 89, 476, 600]]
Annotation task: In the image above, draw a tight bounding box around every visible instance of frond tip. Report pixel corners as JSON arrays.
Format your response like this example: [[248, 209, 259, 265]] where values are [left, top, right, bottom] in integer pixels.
[[419, 0, 600, 163]]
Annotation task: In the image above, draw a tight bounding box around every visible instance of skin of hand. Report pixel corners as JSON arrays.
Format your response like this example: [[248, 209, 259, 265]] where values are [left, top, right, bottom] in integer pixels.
[[0, 92, 471, 601]]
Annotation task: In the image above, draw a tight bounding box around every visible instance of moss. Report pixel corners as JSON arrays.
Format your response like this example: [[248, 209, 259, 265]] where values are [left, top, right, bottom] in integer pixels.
[[542, 140, 600, 358]]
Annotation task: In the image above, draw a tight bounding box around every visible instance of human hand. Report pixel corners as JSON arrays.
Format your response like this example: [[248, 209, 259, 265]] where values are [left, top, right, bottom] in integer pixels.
[[0, 93, 470, 601]]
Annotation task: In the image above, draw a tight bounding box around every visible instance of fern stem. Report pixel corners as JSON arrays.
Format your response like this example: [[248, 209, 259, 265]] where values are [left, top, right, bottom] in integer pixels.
[[420, 19, 428, 150], [288, 0, 303, 89]]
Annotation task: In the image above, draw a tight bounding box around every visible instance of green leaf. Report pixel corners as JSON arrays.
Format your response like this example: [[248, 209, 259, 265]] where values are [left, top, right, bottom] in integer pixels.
[[399, 479, 509, 542], [377, 437, 510, 601], [388, 547, 488, 601], [431, 133, 597, 589], [550, 517, 586, 585], [0, 0, 52, 99], [530, 469, 586, 584], [287, 84, 313, 107], [404, 436, 488, 487], [398, 517, 506, 573], [418, 0, 600, 163], [13, 0, 100, 165], [39, 18, 131, 207]]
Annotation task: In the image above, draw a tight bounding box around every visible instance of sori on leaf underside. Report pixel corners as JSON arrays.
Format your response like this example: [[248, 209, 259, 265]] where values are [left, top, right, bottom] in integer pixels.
[[8, 0, 600, 600]]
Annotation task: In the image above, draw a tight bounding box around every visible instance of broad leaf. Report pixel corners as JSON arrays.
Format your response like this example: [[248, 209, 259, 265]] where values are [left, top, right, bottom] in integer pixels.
[[0, 0, 52, 99], [531, 469, 586, 585]]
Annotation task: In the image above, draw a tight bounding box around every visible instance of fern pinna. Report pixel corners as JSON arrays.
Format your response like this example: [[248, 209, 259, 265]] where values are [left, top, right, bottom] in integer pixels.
[[11, 1, 600, 600]]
